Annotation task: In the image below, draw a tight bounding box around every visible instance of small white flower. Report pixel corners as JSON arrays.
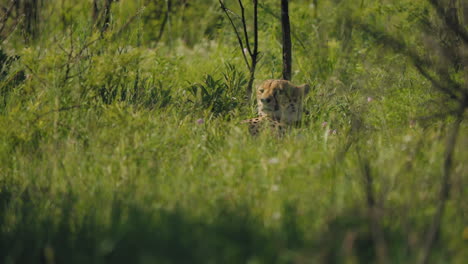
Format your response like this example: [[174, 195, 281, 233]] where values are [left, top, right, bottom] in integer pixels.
[[271, 185, 279, 192], [367, 97, 373, 102], [268, 157, 279, 164], [273, 212, 281, 220], [403, 135, 412, 143]]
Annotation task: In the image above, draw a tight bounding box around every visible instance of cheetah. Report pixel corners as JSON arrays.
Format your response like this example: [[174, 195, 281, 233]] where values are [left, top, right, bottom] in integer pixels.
[[243, 79, 311, 136], [240, 116, 286, 136]]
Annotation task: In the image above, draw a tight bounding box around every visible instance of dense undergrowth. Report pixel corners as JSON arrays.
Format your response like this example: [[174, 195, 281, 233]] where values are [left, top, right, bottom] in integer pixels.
[[0, 0, 467, 263]]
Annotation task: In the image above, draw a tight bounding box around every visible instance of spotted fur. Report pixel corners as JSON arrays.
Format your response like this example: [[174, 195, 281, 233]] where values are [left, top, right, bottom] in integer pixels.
[[243, 79, 310, 136], [241, 116, 286, 136], [256, 79, 310, 125]]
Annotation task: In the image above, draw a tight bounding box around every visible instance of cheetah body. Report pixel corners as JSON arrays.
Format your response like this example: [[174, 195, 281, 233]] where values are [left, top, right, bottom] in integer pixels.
[[243, 79, 310, 136]]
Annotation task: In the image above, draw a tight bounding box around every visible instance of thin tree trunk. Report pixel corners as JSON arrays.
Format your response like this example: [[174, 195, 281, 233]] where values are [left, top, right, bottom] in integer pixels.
[[156, 0, 171, 44], [418, 103, 465, 264], [0, 0, 17, 38], [101, 0, 112, 32], [93, 0, 99, 23], [281, 0, 292, 80], [166, 0, 172, 46], [356, 150, 389, 264], [247, 0, 259, 98], [219, 0, 259, 99], [313, 0, 318, 18], [24, 0, 39, 42], [247, 61, 257, 99]]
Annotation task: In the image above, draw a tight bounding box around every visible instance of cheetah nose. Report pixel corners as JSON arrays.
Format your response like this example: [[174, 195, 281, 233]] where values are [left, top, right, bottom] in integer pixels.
[[261, 98, 272, 104]]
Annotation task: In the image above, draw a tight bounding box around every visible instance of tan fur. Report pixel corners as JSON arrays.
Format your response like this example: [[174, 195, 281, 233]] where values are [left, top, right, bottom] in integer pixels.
[[241, 116, 285, 137], [256, 79, 310, 125], [242, 79, 310, 136]]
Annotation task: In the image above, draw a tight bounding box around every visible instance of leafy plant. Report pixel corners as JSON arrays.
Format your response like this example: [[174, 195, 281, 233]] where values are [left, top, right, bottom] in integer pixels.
[[142, 79, 172, 109], [187, 65, 244, 116], [0, 49, 24, 112]]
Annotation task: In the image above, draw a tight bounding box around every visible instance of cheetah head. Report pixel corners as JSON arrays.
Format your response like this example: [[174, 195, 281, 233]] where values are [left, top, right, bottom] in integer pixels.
[[256, 79, 310, 125]]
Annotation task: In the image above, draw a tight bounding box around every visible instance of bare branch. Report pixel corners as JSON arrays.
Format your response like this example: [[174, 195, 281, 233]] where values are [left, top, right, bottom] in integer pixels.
[[238, 0, 252, 57], [418, 103, 466, 264], [258, 2, 307, 50], [356, 149, 389, 264], [219, 0, 259, 98], [112, 7, 146, 40], [219, 0, 250, 69], [155, 6, 169, 44], [93, 0, 99, 22], [0, 0, 16, 35], [429, 0, 468, 44], [34, 104, 84, 122], [0, 14, 22, 45], [357, 23, 461, 100], [412, 63, 458, 100], [353, 5, 468, 262], [101, 0, 113, 32], [253, 0, 258, 58], [281, 0, 292, 80], [24, 64, 49, 87], [71, 37, 101, 64]]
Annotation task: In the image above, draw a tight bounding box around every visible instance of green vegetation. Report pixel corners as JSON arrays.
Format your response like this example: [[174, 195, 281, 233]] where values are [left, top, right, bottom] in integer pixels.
[[0, 0, 467, 263]]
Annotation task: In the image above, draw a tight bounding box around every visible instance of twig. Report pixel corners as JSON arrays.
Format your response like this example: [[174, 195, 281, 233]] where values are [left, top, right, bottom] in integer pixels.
[[248, 0, 259, 97], [281, 0, 292, 80], [34, 104, 84, 122], [63, 36, 101, 67], [155, 3, 169, 44], [428, 0, 468, 45], [253, 0, 258, 58], [238, 0, 252, 57], [418, 103, 466, 264], [219, 0, 250, 69], [219, 0, 259, 98], [258, 2, 307, 50], [356, 148, 389, 264], [0, 0, 16, 36], [352, 4, 467, 261], [101, 0, 113, 32], [24, 64, 49, 87], [357, 23, 460, 100], [112, 7, 146, 40]]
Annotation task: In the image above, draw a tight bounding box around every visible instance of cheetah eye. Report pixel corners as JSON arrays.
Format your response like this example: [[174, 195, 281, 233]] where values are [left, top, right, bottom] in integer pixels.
[[259, 89, 264, 93]]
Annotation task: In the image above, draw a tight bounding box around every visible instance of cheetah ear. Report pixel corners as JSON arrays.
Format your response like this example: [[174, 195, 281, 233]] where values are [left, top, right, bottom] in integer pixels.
[[297, 84, 311, 95]]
